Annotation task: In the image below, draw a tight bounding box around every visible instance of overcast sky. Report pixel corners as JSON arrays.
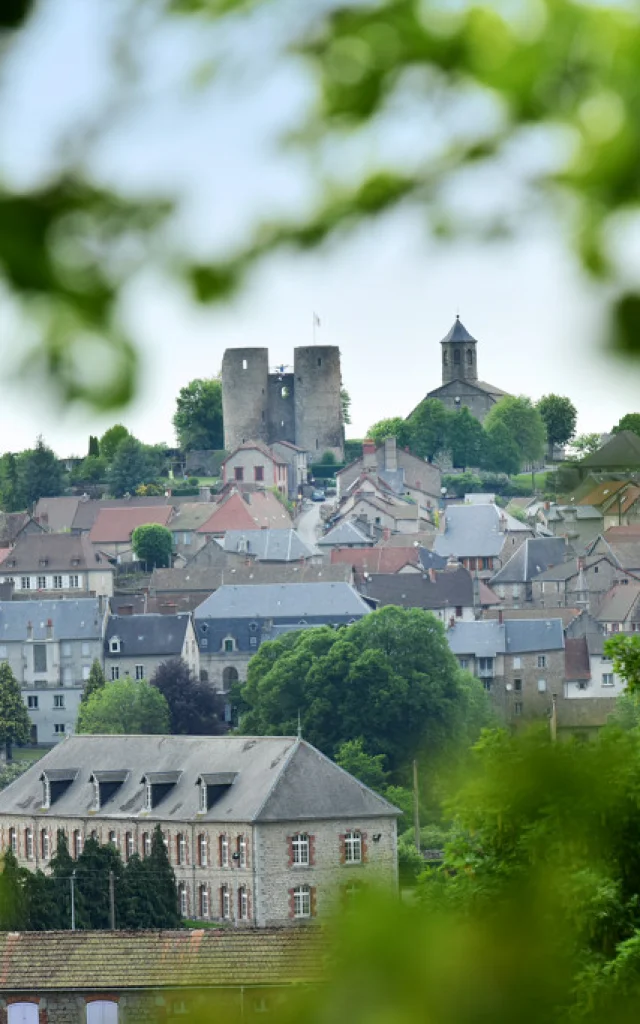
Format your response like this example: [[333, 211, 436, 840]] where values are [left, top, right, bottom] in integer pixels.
[[0, 0, 636, 455]]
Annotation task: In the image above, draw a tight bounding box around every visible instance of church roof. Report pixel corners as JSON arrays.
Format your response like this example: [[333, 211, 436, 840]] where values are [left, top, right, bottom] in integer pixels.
[[440, 316, 477, 344]]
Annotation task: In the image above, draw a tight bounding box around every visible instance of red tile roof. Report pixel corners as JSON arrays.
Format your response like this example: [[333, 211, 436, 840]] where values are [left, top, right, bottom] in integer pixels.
[[330, 546, 420, 574], [89, 506, 173, 544], [564, 637, 591, 681], [198, 491, 292, 535]]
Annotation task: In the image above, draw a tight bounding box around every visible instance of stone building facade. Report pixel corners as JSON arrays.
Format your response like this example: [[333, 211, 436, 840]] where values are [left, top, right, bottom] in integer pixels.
[[221, 346, 344, 460], [424, 316, 509, 423], [0, 735, 398, 929]]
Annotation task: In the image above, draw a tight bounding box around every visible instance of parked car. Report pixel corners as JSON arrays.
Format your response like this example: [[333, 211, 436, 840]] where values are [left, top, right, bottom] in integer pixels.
[[311, 489, 326, 502]]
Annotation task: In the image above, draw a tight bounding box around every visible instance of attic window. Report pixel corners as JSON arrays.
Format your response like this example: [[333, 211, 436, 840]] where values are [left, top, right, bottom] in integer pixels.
[[38, 558, 48, 567], [109, 637, 121, 654], [90, 770, 129, 810], [142, 771, 182, 810], [41, 769, 79, 808], [197, 772, 238, 812]]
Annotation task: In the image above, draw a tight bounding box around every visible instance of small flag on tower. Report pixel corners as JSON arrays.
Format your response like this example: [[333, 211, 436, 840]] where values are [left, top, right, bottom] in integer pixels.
[[313, 312, 321, 327]]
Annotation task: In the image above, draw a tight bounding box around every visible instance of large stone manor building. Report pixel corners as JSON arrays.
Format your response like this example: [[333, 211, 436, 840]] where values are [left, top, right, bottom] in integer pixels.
[[425, 316, 509, 422]]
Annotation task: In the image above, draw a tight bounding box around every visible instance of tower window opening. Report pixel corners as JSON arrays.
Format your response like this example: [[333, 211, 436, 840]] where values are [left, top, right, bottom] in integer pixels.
[[467, 349, 473, 365], [317, 358, 322, 367], [454, 349, 461, 365], [281, 386, 289, 398], [443, 351, 448, 365], [242, 359, 248, 370]]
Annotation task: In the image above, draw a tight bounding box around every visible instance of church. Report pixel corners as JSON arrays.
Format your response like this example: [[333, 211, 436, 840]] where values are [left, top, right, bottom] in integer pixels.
[[425, 316, 509, 422]]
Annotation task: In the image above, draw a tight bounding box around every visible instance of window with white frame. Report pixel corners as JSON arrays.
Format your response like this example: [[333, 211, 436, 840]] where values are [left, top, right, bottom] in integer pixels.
[[81, 642, 90, 657], [37, 576, 46, 589], [82, 665, 90, 681], [25, 828, 33, 860], [221, 884, 230, 919], [61, 642, 71, 658], [177, 833, 187, 865], [54, 694, 65, 708], [69, 575, 80, 588], [9, 827, 16, 853], [238, 886, 249, 920], [135, 664, 144, 680], [86, 998, 119, 1023], [537, 654, 547, 669], [198, 834, 207, 866], [111, 667, 119, 681], [199, 782, 207, 813], [41, 829, 50, 860], [74, 830, 83, 858], [54, 723, 65, 734], [200, 885, 209, 918], [20, 577, 30, 590], [143, 832, 151, 858], [126, 832, 134, 861], [223, 637, 235, 652], [7, 1004, 39, 1024], [52, 575, 63, 590], [238, 834, 247, 868], [292, 833, 310, 866], [108, 830, 118, 848], [293, 885, 311, 918], [27, 695, 38, 709], [537, 679, 547, 693], [344, 831, 362, 864], [513, 657, 521, 669], [145, 781, 152, 811], [220, 834, 229, 867], [109, 638, 121, 654], [602, 673, 615, 686]]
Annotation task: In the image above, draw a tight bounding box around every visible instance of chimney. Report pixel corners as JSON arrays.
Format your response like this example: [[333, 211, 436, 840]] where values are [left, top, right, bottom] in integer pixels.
[[362, 439, 376, 470], [498, 609, 504, 625], [119, 604, 134, 616], [384, 436, 397, 472], [577, 555, 586, 572], [428, 568, 436, 583], [46, 618, 53, 640]]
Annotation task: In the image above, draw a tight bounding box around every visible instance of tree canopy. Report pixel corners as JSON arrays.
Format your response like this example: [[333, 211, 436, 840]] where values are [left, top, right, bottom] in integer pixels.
[[613, 413, 640, 438], [76, 678, 170, 735], [19, 436, 64, 507], [81, 659, 106, 705], [367, 417, 413, 450], [0, 662, 31, 758], [237, 607, 490, 773], [99, 424, 131, 463], [132, 523, 173, 569], [536, 394, 578, 449], [107, 436, 153, 498], [151, 658, 226, 735], [484, 397, 546, 465], [408, 399, 450, 462], [173, 378, 223, 452]]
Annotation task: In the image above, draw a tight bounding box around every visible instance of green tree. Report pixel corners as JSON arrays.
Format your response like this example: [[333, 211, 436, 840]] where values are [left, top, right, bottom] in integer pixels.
[[107, 436, 153, 497], [239, 607, 488, 772], [612, 413, 640, 438], [173, 378, 223, 451], [76, 678, 170, 735], [99, 424, 131, 463], [367, 417, 413, 450], [146, 824, 180, 928], [335, 738, 388, 793], [131, 523, 173, 569], [74, 454, 108, 484], [23, 869, 60, 931], [75, 835, 124, 930], [81, 659, 106, 704], [536, 395, 578, 449], [151, 658, 226, 735], [482, 419, 522, 476], [0, 453, 23, 511], [484, 397, 546, 468], [447, 407, 485, 470], [19, 436, 64, 506], [408, 399, 450, 461], [604, 633, 640, 692], [0, 662, 31, 759], [0, 849, 28, 930], [565, 433, 602, 461], [50, 829, 86, 930], [88, 434, 100, 457]]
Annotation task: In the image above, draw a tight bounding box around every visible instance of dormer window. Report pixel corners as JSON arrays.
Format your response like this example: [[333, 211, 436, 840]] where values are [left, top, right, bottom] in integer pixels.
[[223, 637, 236, 653], [197, 772, 238, 813], [90, 770, 129, 810], [38, 558, 48, 568], [142, 771, 182, 810], [41, 769, 79, 808], [109, 637, 121, 654]]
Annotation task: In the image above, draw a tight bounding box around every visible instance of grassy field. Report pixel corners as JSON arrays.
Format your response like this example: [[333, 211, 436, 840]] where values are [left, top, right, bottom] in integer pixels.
[[14, 747, 46, 763], [510, 472, 551, 490]]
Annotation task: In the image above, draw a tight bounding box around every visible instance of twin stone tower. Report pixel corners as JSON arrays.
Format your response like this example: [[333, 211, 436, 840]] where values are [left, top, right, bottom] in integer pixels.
[[221, 346, 345, 461]]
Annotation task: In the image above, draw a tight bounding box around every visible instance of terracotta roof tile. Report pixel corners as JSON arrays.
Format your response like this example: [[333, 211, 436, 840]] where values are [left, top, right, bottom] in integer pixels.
[[89, 506, 173, 544], [330, 547, 420, 574]]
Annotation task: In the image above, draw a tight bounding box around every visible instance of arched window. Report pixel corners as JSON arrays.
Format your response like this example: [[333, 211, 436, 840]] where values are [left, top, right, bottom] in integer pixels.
[[8, 1004, 39, 1024], [222, 666, 239, 690], [125, 832, 134, 862], [467, 348, 473, 365], [86, 1000, 119, 1024], [25, 828, 34, 860], [142, 832, 151, 858], [220, 834, 229, 867], [237, 834, 247, 868], [177, 833, 187, 865], [454, 349, 461, 365]]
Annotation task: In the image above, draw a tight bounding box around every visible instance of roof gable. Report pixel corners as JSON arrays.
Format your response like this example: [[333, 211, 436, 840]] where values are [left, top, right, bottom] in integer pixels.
[[580, 431, 640, 468], [105, 613, 190, 656]]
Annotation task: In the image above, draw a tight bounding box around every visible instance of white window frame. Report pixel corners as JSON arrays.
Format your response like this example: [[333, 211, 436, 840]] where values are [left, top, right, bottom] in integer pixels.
[[25, 829, 33, 860], [108, 830, 118, 848], [145, 781, 153, 811], [292, 833, 310, 866], [602, 673, 614, 686], [37, 575, 46, 590], [179, 883, 188, 917], [238, 834, 247, 868], [126, 832, 135, 861], [86, 999, 119, 1024], [69, 574, 80, 589], [344, 831, 362, 864], [135, 664, 144, 680], [513, 656, 521, 669], [239, 886, 249, 920], [8, 1004, 39, 1024], [20, 577, 30, 590], [293, 885, 311, 918], [143, 832, 151, 858], [54, 694, 65, 708], [74, 830, 83, 859], [111, 666, 120, 681], [220, 834, 229, 867], [9, 827, 16, 853], [198, 834, 208, 867], [200, 885, 209, 918], [537, 679, 547, 693], [54, 723, 65, 735], [537, 654, 547, 669], [52, 575, 63, 590], [199, 782, 207, 813], [178, 833, 187, 865], [221, 884, 230, 920], [41, 830, 50, 860], [27, 695, 38, 709]]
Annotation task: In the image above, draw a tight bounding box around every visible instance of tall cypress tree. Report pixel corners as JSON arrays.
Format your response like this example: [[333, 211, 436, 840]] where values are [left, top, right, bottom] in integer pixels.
[[120, 853, 159, 929], [0, 661, 31, 760], [0, 849, 27, 930], [147, 824, 180, 928], [75, 836, 124, 929], [81, 660, 106, 704], [50, 829, 87, 930], [24, 870, 59, 931]]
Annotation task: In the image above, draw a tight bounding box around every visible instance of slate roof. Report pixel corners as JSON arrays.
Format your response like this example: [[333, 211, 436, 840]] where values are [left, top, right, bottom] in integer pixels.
[[89, 506, 173, 544], [434, 504, 530, 559], [580, 430, 640, 468], [588, 530, 640, 571], [546, 504, 602, 521], [440, 315, 477, 343], [198, 491, 292, 533], [0, 511, 43, 544], [150, 562, 352, 593], [194, 583, 371, 620], [318, 520, 373, 547], [564, 637, 591, 681], [105, 613, 190, 657], [0, 734, 398, 823], [490, 538, 567, 584], [428, 380, 509, 399], [34, 496, 81, 533], [0, 533, 111, 573], [222, 529, 314, 561], [330, 547, 421, 574], [0, 928, 323, 992], [484, 607, 581, 628], [168, 502, 217, 532], [418, 548, 449, 571], [360, 567, 473, 611], [447, 618, 565, 656], [596, 583, 640, 623], [0, 598, 103, 640]]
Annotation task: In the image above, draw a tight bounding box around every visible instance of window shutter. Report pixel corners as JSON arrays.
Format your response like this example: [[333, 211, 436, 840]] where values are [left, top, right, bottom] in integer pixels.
[[185, 835, 190, 866], [339, 834, 346, 865], [361, 832, 368, 864], [309, 834, 316, 866], [288, 887, 296, 919], [310, 886, 317, 918], [286, 836, 294, 867]]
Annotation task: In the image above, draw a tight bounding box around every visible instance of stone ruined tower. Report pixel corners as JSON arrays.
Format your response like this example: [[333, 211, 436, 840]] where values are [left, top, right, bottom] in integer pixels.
[[293, 346, 344, 461], [441, 316, 478, 385], [221, 348, 269, 451]]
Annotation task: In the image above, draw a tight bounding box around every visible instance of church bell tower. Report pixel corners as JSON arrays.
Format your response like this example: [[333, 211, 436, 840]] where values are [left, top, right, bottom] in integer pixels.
[[441, 315, 478, 385]]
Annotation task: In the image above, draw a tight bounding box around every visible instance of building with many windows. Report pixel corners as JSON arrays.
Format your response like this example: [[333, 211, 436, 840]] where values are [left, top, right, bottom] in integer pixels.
[[0, 734, 398, 928], [0, 533, 115, 597], [103, 613, 199, 682]]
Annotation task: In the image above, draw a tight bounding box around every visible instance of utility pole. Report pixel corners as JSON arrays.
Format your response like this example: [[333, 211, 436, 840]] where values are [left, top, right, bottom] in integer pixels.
[[109, 870, 115, 930], [413, 759, 420, 852], [70, 870, 76, 931], [550, 693, 558, 743]]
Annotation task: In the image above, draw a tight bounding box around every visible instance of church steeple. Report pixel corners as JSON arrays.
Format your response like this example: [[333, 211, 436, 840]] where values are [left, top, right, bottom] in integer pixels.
[[441, 315, 478, 385]]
